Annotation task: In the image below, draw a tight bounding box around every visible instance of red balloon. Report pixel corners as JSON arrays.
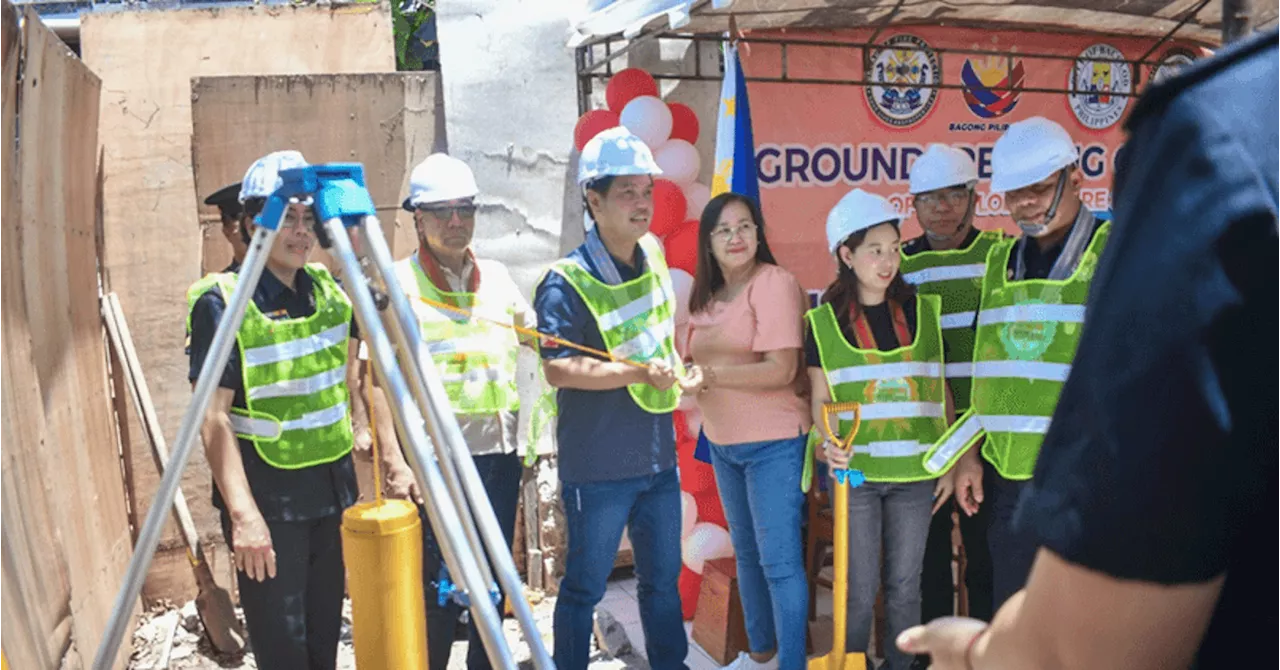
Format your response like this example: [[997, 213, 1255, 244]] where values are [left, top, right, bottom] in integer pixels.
[[649, 179, 688, 238], [662, 222, 699, 276], [573, 109, 620, 151], [668, 102, 700, 144], [606, 68, 659, 112]]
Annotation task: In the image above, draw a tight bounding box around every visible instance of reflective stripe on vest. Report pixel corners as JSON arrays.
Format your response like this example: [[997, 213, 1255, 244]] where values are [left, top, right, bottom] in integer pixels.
[[921, 223, 1111, 480], [395, 255, 521, 415], [807, 294, 948, 483], [185, 263, 355, 469], [900, 230, 1003, 413], [546, 234, 683, 414]]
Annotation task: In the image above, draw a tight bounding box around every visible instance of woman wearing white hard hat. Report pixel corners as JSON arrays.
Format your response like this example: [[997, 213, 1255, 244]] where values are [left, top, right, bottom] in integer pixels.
[[534, 126, 689, 670], [920, 116, 1112, 613], [388, 152, 535, 670], [901, 144, 996, 637], [804, 188, 959, 670], [186, 150, 372, 669]]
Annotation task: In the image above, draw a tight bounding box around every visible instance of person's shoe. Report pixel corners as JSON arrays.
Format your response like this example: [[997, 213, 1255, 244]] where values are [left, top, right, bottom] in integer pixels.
[[724, 652, 779, 670]]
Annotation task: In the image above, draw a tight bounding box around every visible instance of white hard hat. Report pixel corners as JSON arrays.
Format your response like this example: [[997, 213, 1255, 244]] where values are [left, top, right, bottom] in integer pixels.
[[909, 144, 978, 194], [826, 189, 901, 254], [402, 153, 480, 211], [990, 117, 1078, 193], [238, 150, 310, 203], [577, 126, 663, 186]]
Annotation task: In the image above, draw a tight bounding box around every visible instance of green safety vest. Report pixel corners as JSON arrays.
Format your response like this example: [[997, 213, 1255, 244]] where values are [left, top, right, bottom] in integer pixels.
[[806, 294, 948, 483], [923, 223, 1112, 480], [395, 255, 521, 415], [546, 234, 684, 414], [185, 264, 354, 469], [900, 230, 1003, 412]]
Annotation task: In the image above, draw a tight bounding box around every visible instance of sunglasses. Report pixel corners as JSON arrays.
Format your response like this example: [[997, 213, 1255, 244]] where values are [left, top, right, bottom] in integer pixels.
[[418, 204, 478, 222]]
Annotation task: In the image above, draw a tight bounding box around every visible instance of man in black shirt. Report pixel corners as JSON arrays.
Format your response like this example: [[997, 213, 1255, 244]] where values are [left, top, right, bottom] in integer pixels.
[[897, 28, 1277, 669], [204, 182, 248, 273]]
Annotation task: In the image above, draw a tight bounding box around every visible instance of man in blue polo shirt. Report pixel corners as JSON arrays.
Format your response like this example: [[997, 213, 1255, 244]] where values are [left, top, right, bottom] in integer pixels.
[[535, 127, 688, 670]]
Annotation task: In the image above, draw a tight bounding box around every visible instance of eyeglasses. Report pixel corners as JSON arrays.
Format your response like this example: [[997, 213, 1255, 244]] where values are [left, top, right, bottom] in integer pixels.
[[711, 223, 757, 242], [914, 188, 971, 209], [418, 204, 478, 223]]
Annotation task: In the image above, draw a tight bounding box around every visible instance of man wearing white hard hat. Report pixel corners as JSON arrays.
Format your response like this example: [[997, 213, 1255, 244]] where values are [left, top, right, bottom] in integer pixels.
[[921, 117, 1111, 611], [186, 150, 371, 669], [901, 144, 997, 630], [804, 188, 961, 670], [383, 153, 534, 670], [534, 126, 688, 670]]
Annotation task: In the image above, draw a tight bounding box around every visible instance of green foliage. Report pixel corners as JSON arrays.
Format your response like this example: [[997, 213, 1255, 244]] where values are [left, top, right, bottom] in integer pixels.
[[394, 1, 434, 71]]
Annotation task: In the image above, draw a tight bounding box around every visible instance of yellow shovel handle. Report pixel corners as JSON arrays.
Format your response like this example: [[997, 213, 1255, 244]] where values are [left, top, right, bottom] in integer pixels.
[[821, 401, 861, 452]]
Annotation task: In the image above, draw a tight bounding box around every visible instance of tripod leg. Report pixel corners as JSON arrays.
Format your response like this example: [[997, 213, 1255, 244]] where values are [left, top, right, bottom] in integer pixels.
[[357, 216, 555, 670], [93, 221, 283, 670], [321, 217, 516, 670]]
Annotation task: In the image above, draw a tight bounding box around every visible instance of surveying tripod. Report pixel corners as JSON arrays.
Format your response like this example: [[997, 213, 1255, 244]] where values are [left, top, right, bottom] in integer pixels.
[[92, 164, 555, 670]]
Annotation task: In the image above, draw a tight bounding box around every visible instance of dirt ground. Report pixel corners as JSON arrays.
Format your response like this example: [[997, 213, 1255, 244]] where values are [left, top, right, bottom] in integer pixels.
[[127, 592, 646, 670]]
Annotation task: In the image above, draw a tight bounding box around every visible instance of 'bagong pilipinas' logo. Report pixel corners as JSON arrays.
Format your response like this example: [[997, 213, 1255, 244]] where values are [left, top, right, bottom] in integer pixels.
[[961, 56, 1025, 119], [864, 34, 941, 128]]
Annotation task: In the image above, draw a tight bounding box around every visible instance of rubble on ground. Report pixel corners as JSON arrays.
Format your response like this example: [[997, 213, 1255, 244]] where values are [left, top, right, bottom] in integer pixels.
[[127, 590, 649, 669]]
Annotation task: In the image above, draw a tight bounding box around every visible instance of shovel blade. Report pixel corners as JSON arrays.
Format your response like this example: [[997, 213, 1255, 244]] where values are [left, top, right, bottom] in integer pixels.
[[195, 582, 247, 655]]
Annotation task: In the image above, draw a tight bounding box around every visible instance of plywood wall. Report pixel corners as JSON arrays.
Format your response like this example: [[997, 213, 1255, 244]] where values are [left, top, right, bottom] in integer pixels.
[[2, 5, 135, 668], [80, 3, 395, 601], [191, 72, 441, 276]]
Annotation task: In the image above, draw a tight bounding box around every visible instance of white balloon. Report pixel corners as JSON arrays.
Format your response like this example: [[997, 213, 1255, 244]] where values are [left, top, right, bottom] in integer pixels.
[[619, 95, 673, 151], [681, 522, 735, 574], [670, 268, 694, 328], [681, 491, 698, 540], [653, 139, 701, 186], [683, 182, 712, 221]]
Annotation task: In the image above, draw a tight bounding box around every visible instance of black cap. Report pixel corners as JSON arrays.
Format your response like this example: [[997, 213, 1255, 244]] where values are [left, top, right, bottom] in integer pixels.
[[204, 182, 243, 219]]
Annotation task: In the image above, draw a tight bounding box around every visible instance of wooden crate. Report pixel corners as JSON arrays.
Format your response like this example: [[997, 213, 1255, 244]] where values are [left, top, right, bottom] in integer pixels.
[[690, 557, 750, 665]]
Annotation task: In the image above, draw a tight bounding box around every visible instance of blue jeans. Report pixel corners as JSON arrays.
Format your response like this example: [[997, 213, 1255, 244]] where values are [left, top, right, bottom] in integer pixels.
[[709, 434, 808, 670], [845, 480, 934, 670], [554, 468, 688, 670]]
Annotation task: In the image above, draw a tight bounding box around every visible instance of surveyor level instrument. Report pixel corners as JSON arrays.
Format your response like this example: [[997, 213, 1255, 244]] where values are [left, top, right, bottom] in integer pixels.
[[92, 164, 555, 670], [809, 401, 868, 670]]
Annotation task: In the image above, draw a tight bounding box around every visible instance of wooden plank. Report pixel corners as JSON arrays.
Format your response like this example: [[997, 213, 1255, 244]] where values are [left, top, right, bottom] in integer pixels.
[[79, 5, 395, 601], [10, 7, 135, 667], [190, 72, 438, 276], [1, 10, 77, 667]]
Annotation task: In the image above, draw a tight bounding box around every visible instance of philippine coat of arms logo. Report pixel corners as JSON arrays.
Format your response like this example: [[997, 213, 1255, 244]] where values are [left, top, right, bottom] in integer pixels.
[[961, 56, 1025, 119], [865, 34, 941, 128], [1067, 43, 1133, 130]]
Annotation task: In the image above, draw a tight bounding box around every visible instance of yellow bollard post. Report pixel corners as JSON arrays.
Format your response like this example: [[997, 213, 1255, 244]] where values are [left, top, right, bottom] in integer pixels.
[[342, 498, 430, 670]]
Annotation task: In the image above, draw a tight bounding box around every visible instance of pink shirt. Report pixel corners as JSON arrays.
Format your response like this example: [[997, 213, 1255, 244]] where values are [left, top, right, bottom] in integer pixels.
[[688, 263, 812, 445]]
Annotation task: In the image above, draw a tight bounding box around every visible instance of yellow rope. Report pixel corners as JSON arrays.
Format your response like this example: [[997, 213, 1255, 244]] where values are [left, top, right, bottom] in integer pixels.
[[415, 295, 651, 370], [364, 361, 383, 505]]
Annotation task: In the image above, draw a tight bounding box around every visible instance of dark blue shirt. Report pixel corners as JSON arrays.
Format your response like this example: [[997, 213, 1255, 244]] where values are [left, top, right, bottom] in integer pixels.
[[534, 244, 677, 484], [1014, 29, 1277, 668], [187, 267, 359, 522]]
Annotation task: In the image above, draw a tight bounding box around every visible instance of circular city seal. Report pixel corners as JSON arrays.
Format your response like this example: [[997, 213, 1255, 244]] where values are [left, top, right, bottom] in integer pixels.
[[864, 34, 941, 128], [1151, 48, 1197, 85], [998, 300, 1058, 361], [1067, 43, 1133, 130]]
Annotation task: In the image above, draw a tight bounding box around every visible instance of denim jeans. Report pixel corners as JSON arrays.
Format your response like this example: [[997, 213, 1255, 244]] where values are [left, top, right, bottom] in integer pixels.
[[709, 434, 808, 670], [554, 467, 688, 670], [845, 480, 934, 670], [985, 461, 1037, 611], [418, 452, 523, 670]]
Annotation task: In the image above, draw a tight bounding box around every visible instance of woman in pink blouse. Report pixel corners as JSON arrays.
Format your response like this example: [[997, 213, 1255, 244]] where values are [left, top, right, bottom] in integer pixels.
[[680, 193, 812, 670]]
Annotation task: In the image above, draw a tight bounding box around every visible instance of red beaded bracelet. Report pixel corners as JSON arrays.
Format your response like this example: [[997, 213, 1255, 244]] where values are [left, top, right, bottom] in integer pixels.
[[964, 628, 987, 669]]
